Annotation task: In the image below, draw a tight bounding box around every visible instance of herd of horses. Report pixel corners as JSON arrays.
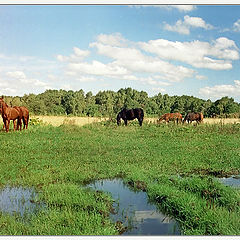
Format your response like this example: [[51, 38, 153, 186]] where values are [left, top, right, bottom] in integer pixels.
[[0, 101, 203, 132], [116, 108, 204, 126], [0, 97, 29, 132]]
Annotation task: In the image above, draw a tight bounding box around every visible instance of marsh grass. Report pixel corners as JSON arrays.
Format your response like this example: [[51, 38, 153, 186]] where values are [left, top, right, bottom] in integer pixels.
[[0, 121, 239, 235]]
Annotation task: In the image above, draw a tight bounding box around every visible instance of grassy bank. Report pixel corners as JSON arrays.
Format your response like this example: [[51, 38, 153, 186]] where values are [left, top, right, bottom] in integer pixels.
[[0, 121, 239, 235]]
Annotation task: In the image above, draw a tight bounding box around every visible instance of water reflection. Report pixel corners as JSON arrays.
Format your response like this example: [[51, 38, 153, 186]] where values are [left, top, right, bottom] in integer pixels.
[[0, 186, 45, 217], [86, 178, 180, 235], [218, 175, 240, 188]]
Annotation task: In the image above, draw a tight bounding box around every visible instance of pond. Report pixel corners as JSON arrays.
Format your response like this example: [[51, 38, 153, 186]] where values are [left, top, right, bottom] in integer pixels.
[[85, 178, 181, 235], [218, 175, 240, 188], [0, 186, 45, 218]]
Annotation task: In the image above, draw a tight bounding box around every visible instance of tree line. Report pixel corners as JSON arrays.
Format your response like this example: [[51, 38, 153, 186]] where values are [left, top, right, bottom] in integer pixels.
[[2, 88, 240, 118]]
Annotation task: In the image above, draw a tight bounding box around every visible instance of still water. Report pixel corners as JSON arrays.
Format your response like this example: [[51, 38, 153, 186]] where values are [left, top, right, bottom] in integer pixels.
[[218, 175, 240, 188], [0, 186, 45, 217], [86, 178, 181, 235]]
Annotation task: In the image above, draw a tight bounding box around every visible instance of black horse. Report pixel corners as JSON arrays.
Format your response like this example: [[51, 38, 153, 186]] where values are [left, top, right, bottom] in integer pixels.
[[117, 108, 144, 126], [183, 112, 203, 124]]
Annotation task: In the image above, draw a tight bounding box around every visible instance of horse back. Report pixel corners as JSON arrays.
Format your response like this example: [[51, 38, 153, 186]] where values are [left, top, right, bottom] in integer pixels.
[[6, 107, 20, 120], [20, 106, 29, 117]]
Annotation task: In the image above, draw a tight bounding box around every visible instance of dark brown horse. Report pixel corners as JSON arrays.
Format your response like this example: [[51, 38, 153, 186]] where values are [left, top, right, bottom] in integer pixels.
[[183, 112, 204, 124], [117, 108, 144, 126], [0, 98, 22, 132], [158, 113, 183, 124], [13, 106, 29, 130]]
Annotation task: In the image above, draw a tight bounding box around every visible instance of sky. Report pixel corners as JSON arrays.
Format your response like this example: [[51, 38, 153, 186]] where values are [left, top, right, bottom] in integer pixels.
[[0, 5, 240, 102]]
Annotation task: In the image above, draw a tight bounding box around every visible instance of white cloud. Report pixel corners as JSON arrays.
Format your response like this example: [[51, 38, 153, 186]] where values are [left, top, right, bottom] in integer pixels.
[[199, 80, 240, 99], [57, 47, 90, 62], [172, 5, 196, 12], [140, 5, 196, 12], [1, 71, 51, 96], [68, 60, 129, 76], [164, 15, 214, 35], [233, 19, 240, 32], [196, 75, 207, 80], [139, 37, 239, 70], [90, 37, 195, 82], [6, 71, 49, 87], [152, 87, 166, 93], [96, 33, 128, 47], [164, 20, 190, 35], [77, 76, 101, 82]]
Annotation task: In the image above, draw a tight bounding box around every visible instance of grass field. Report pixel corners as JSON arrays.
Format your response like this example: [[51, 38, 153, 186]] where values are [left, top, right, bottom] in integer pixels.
[[0, 118, 240, 235]]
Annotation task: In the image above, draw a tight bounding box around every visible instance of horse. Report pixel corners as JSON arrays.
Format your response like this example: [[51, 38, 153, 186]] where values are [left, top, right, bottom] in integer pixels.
[[117, 108, 144, 126], [158, 113, 183, 124], [183, 112, 204, 124], [13, 106, 29, 130], [0, 98, 22, 132]]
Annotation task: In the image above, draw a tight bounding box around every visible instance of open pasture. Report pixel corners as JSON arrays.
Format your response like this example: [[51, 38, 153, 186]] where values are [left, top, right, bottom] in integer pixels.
[[0, 120, 239, 235], [31, 115, 240, 127]]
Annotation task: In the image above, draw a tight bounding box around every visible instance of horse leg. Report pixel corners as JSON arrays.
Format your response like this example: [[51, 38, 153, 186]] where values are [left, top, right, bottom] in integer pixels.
[[2, 119, 6, 131], [124, 119, 127, 126], [17, 118, 22, 131], [138, 118, 143, 126], [13, 120, 16, 131], [22, 117, 26, 129], [5, 120, 9, 132], [25, 116, 29, 129]]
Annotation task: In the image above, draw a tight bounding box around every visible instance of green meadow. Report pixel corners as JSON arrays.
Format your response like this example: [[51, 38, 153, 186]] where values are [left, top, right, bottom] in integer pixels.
[[0, 120, 240, 235]]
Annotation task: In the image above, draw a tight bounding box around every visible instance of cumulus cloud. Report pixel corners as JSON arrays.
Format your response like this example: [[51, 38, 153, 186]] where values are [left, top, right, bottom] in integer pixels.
[[54, 33, 239, 94], [55, 33, 196, 85], [89, 36, 195, 82], [96, 33, 128, 47], [171, 5, 197, 12], [233, 19, 240, 32], [6, 71, 49, 87], [139, 37, 239, 70], [164, 15, 214, 35], [137, 5, 196, 12], [0, 70, 51, 96], [57, 47, 90, 62], [68, 60, 129, 76], [199, 80, 240, 99]]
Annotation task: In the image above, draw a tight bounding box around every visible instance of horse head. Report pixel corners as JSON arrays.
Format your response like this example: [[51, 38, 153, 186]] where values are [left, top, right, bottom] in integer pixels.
[[116, 112, 121, 126]]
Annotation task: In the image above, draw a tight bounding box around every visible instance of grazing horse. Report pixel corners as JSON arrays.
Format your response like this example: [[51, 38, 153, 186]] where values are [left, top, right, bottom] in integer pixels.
[[117, 108, 144, 126], [183, 112, 204, 124], [13, 106, 29, 130], [158, 113, 183, 124], [0, 98, 22, 132]]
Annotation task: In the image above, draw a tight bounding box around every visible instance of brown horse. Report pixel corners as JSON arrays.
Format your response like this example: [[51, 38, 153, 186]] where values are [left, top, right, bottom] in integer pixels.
[[0, 98, 22, 132], [13, 106, 29, 130], [158, 113, 183, 124], [183, 112, 204, 124]]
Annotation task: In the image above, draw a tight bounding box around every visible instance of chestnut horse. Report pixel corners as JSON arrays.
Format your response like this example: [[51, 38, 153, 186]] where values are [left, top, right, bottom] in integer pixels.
[[13, 106, 29, 130], [183, 112, 204, 124], [0, 98, 22, 132], [158, 113, 182, 124], [117, 108, 144, 126]]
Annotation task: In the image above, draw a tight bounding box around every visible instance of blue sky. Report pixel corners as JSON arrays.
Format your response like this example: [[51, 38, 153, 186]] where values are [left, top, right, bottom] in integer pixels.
[[0, 5, 240, 102]]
